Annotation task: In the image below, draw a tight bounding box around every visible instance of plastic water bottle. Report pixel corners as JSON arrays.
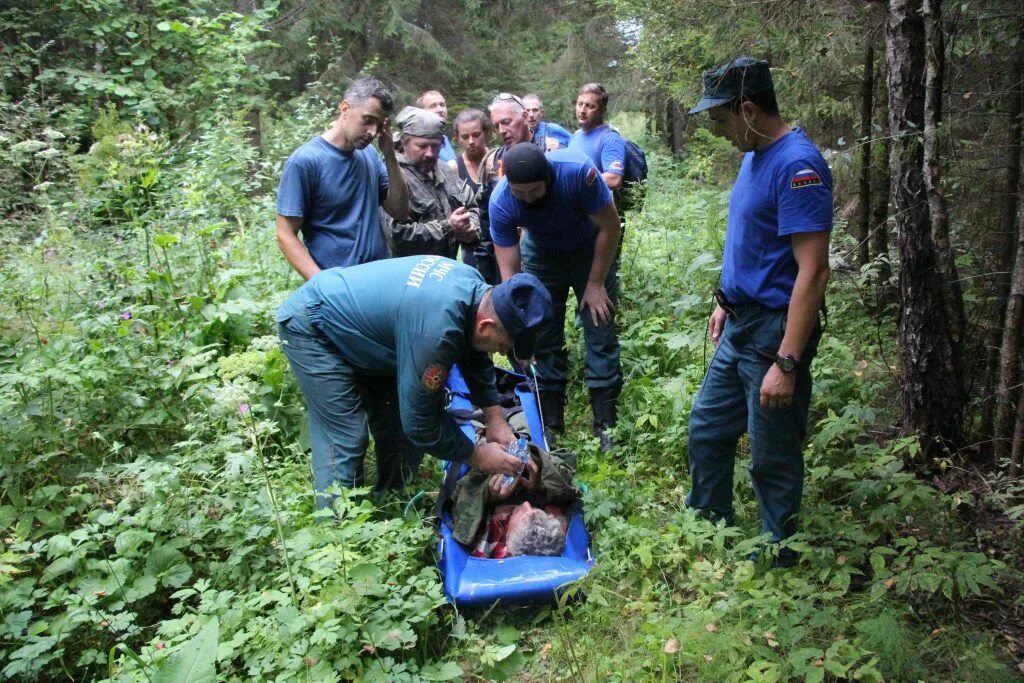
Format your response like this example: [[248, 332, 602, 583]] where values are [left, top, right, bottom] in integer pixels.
[[501, 437, 530, 487]]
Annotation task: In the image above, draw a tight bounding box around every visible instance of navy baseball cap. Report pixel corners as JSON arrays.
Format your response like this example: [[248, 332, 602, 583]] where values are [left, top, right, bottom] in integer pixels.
[[689, 57, 774, 115], [491, 273, 553, 359]]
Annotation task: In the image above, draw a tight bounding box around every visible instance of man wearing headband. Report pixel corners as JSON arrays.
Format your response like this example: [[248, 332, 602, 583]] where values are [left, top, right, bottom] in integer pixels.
[[381, 106, 480, 259], [473, 92, 557, 285], [686, 57, 832, 567], [276, 77, 410, 279], [489, 143, 623, 451], [415, 90, 458, 162], [276, 256, 553, 506]]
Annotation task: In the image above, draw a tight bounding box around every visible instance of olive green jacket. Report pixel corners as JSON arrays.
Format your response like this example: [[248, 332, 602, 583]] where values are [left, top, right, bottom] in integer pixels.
[[450, 444, 580, 546]]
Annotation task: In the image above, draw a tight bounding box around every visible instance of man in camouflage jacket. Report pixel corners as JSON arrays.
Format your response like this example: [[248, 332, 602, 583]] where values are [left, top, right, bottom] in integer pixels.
[[382, 106, 480, 259]]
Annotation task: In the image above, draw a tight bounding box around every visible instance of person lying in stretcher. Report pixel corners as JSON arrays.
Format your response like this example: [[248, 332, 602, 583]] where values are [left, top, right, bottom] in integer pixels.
[[449, 443, 579, 558]]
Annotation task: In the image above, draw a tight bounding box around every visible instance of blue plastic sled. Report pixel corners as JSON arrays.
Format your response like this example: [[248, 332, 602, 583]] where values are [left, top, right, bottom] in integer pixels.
[[437, 365, 594, 607]]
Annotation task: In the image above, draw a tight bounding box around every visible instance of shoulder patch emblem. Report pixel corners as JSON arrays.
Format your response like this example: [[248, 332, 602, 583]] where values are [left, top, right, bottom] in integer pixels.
[[496, 159, 504, 180], [790, 168, 822, 189], [609, 161, 625, 171], [421, 363, 449, 392], [585, 166, 598, 186]]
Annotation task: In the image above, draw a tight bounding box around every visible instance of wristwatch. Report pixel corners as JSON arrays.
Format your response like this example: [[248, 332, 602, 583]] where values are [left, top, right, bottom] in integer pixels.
[[774, 354, 797, 373]]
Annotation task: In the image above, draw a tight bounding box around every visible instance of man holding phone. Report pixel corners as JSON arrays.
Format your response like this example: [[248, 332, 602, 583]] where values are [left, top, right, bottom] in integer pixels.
[[381, 106, 480, 259], [276, 76, 411, 279]]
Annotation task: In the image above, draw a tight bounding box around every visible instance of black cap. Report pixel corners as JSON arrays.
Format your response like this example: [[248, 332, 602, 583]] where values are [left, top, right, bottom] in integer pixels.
[[689, 57, 774, 115], [491, 273, 553, 359], [502, 143, 550, 184]]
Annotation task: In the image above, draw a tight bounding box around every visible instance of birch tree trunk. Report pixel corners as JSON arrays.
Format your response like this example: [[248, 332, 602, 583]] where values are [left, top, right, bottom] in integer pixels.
[[856, 43, 874, 270], [887, 0, 965, 457]]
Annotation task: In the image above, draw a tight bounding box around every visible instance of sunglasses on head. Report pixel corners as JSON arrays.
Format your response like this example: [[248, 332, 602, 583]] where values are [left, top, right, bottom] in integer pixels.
[[493, 92, 526, 109]]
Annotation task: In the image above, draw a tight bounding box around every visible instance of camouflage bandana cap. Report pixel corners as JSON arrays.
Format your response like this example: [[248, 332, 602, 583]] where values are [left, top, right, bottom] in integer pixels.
[[395, 106, 445, 139]]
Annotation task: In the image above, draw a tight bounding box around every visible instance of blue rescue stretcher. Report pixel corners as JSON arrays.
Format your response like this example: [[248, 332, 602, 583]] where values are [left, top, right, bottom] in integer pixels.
[[436, 365, 594, 607]]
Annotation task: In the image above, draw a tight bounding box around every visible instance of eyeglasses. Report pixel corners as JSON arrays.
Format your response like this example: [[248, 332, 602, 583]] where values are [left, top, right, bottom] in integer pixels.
[[491, 92, 526, 110]]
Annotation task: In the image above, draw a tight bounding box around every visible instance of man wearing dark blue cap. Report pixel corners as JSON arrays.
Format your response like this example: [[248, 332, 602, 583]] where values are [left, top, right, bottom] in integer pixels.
[[489, 142, 623, 451], [276, 256, 553, 506], [686, 57, 832, 566]]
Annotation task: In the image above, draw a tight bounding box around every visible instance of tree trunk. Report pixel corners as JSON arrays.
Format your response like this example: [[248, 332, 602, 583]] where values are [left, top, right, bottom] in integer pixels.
[[1011, 380, 1024, 476], [996, 178, 1024, 464], [887, 0, 964, 457], [871, 55, 893, 304], [665, 98, 675, 153], [923, 0, 966, 392], [980, 0, 1024, 458], [856, 43, 874, 270]]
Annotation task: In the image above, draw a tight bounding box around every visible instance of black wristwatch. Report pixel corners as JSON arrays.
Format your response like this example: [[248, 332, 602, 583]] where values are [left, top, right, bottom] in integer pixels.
[[774, 354, 797, 373]]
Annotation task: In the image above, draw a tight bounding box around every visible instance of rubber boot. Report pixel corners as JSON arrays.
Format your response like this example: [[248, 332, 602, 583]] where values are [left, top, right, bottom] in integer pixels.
[[589, 386, 620, 453], [538, 391, 565, 448]]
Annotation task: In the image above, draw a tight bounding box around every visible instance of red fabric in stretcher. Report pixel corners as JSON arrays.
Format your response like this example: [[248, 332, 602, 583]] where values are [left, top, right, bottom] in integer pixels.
[[470, 503, 568, 559]]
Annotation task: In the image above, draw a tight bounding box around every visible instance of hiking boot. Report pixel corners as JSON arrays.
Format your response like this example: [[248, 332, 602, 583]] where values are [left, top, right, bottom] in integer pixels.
[[589, 386, 620, 453], [748, 545, 799, 570], [538, 391, 565, 447]]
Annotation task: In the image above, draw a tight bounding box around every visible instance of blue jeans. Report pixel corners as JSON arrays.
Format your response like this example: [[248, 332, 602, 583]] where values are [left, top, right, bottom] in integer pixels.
[[278, 302, 424, 507], [686, 304, 819, 542], [520, 233, 622, 393]]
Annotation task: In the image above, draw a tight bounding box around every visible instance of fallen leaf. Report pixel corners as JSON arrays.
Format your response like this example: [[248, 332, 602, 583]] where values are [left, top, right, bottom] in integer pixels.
[[663, 638, 679, 654], [714, 591, 728, 598]]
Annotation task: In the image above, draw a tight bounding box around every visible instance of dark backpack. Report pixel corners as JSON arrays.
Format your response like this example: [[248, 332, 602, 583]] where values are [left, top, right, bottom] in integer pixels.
[[601, 127, 648, 185], [622, 138, 648, 185]]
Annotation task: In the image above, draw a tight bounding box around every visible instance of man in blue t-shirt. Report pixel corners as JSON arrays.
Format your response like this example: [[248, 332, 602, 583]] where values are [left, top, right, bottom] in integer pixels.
[[416, 90, 457, 162], [523, 94, 571, 152], [489, 143, 623, 451], [568, 83, 626, 194], [686, 58, 832, 567], [276, 77, 410, 278]]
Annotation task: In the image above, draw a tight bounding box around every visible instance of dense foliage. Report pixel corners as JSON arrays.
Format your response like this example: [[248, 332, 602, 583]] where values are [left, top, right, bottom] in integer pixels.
[[2, 1, 1023, 681]]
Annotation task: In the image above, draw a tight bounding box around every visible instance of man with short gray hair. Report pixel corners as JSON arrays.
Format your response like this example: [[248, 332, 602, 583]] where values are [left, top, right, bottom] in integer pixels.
[[276, 77, 410, 278], [523, 94, 571, 152], [381, 106, 480, 259]]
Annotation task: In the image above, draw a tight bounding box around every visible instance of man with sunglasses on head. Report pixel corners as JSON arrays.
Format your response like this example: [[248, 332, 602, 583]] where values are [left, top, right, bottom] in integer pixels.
[[685, 57, 832, 568], [276, 77, 410, 279], [473, 93, 557, 285]]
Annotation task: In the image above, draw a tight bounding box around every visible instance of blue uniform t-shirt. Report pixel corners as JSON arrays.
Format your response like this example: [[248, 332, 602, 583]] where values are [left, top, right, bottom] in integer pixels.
[[276, 136, 390, 270], [534, 121, 572, 150], [439, 135, 456, 162], [568, 125, 626, 176], [721, 128, 833, 309], [489, 149, 613, 253]]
